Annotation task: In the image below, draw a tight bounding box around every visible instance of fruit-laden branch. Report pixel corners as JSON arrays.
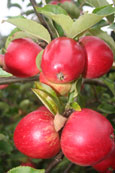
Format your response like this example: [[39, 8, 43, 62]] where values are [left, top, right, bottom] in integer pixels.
[[0, 75, 108, 88], [30, 0, 56, 39], [45, 151, 64, 173]]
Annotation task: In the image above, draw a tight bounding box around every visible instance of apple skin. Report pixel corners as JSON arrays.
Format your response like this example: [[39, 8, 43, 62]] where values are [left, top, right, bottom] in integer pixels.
[[50, 0, 71, 5], [93, 146, 115, 172], [80, 36, 114, 79], [14, 108, 60, 159], [61, 108, 114, 166], [41, 37, 86, 84], [4, 38, 42, 78], [39, 72, 72, 95], [21, 162, 35, 168], [0, 85, 8, 89]]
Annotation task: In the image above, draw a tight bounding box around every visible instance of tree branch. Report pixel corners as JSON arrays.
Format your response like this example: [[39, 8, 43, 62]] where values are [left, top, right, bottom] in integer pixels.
[[64, 162, 73, 173], [0, 75, 39, 85], [83, 78, 107, 88], [0, 76, 109, 89], [45, 151, 64, 173], [30, 0, 56, 39]]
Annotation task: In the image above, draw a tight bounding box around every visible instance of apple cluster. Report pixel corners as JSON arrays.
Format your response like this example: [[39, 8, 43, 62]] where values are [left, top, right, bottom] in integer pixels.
[[14, 106, 115, 172], [40, 36, 113, 84], [1, 36, 113, 94], [2, 35, 114, 171], [2, 36, 113, 83]]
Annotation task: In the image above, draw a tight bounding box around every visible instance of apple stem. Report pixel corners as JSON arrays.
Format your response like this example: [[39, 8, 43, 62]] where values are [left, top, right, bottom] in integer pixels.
[[45, 151, 63, 173], [63, 108, 74, 118]]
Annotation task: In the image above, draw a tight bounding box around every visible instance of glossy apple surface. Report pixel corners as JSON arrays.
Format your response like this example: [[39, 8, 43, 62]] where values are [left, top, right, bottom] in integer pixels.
[[4, 38, 42, 78], [40, 72, 72, 95], [14, 108, 60, 159], [80, 36, 114, 79], [93, 146, 115, 172], [41, 37, 86, 83], [61, 108, 114, 166]]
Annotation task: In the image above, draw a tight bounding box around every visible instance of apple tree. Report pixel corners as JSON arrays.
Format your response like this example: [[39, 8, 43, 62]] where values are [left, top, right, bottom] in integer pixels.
[[0, 0, 115, 172]]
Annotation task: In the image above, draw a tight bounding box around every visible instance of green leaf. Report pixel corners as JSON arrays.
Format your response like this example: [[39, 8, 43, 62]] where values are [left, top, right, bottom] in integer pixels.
[[98, 102, 115, 114], [0, 141, 13, 153], [9, 3, 22, 9], [70, 102, 81, 111], [5, 28, 21, 49], [36, 5, 73, 36], [60, 2, 80, 19], [7, 2, 22, 9], [85, 0, 109, 8], [88, 28, 115, 57], [53, 22, 64, 37], [66, 78, 82, 109], [109, 22, 115, 30], [36, 4, 68, 15], [102, 78, 115, 96], [36, 50, 44, 72], [6, 31, 39, 49], [23, 10, 34, 16], [93, 5, 115, 16], [8, 166, 45, 173], [34, 82, 63, 114], [0, 134, 7, 141], [0, 68, 12, 77], [92, 19, 108, 29], [6, 17, 51, 43], [69, 13, 103, 38], [32, 88, 58, 115], [106, 14, 114, 23]]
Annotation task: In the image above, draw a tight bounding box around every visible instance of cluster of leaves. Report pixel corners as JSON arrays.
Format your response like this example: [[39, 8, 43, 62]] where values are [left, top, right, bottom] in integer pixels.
[[0, 0, 115, 172]]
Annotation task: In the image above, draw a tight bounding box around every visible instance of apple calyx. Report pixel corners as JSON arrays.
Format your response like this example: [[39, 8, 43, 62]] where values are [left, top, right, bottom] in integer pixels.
[[54, 113, 67, 132], [57, 72, 65, 81]]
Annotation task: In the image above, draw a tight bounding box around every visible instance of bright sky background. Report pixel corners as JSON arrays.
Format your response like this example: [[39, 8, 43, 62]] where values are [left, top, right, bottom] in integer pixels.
[[0, 0, 113, 36]]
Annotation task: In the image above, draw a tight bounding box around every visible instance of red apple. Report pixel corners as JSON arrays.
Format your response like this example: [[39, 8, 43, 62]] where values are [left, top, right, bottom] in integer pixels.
[[14, 108, 60, 159], [80, 36, 114, 79], [21, 161, 35, 168], [104, 170, 114, 173], [61, 108, 114, 166], [93, 146, 115, 172], [41, 37, 86, 83], [0, 84, 8, 89], [50, 0, 71, 5], [39, 72, 72, 95], [4, 38, 42, 78]]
